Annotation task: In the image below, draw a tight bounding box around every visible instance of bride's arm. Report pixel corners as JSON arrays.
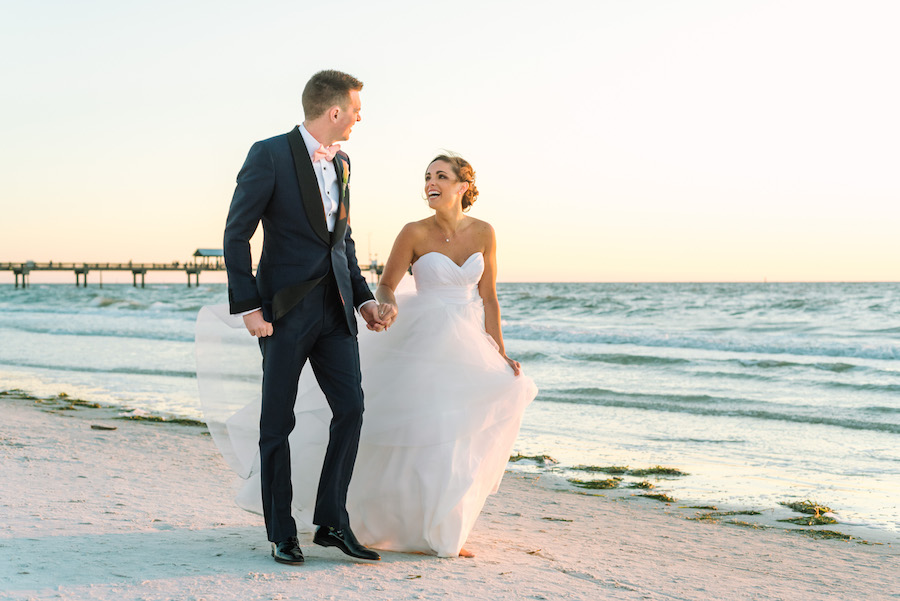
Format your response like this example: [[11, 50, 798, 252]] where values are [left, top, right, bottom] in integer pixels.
[[478, 224, 522, 376], [373, 223, 419, 325]]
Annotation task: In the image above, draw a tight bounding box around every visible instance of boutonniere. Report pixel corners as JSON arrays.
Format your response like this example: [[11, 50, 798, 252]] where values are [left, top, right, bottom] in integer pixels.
[[338, 156, 350, 201], [339, 157, 350, 188]]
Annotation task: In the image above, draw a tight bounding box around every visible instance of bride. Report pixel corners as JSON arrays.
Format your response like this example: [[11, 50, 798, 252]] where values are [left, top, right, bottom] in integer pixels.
[[197, 154, 537, 558]]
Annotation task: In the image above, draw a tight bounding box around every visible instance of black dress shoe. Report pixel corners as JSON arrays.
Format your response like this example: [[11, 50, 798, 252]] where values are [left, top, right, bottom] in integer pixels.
[[313, 526, 381, 560], [272, 536, 305, 565]]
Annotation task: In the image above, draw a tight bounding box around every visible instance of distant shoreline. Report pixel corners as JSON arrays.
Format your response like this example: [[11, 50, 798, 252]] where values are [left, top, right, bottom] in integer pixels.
[[2, 279, 900, 286]]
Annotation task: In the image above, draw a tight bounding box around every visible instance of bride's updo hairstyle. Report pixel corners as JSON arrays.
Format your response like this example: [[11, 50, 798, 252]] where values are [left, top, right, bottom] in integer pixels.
[[430, 154, 479, 212]]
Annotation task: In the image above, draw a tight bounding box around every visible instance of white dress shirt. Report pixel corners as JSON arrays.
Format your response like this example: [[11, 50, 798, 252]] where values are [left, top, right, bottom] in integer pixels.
[[298, 123, 340, 232]]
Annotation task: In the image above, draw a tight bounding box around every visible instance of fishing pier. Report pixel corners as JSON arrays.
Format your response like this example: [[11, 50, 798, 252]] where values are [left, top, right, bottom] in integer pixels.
[[3, 249, 384, 288]]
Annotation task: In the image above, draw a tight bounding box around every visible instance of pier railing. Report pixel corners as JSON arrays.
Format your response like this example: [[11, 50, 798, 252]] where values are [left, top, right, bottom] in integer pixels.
[[2, 260, 384, 288]]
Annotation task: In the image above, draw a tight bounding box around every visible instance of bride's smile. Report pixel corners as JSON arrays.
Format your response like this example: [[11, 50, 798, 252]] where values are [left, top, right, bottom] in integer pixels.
[[424, 162, 468, 209]]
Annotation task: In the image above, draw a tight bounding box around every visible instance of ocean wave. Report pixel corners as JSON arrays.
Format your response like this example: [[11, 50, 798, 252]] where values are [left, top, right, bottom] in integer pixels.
[[690, 370, 777, 381], [513, 351, 550, 362], [0, 284, 225, 316], [565, 353, 690, 366], [0, 361, 199, 379], [865, 326, 900, 334], [735, 359, 859, 372], [560, 387, 722, 404], [95, 297, 147, 309], [501, 282, 896, 309], [694, 369, 900, 394], [537, 388, 900, 434], [646, 436, 747, 444], [864, 406, 900, 414], [505, 324, 900, 361], [501, 290, 636, 314], [822, 382, 900, 394], [0, 323, 194, 343]]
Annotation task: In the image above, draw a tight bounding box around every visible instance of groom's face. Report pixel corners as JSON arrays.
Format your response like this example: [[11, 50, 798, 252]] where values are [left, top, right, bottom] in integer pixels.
[[334, 89, 362, 142]]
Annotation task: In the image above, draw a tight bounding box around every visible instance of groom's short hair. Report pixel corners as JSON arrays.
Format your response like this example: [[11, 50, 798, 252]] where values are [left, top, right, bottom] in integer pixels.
[[302, 70, 364, 120]]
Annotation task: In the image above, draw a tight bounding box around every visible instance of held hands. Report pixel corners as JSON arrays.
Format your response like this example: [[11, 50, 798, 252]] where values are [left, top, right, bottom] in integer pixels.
[[361, 301, 398, 332], [244, 304, 397, 336], [243, 310, 273, 337], [378, 302, 398, 329]]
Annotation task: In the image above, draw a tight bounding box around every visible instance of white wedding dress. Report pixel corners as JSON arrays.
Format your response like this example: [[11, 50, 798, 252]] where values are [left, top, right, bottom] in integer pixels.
[[196, 251, 537, 557]]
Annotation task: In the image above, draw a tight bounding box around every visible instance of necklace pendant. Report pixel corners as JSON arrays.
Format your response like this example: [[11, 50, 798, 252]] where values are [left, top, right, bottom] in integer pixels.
[[445, 238, 450, 242]]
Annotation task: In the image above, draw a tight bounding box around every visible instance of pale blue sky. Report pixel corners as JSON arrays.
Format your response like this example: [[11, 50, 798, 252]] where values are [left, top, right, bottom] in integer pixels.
[[1, 0, 898, 282]]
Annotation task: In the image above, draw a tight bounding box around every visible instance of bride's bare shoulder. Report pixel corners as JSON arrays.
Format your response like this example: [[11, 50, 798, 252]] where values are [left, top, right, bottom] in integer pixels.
[[397, 219, 431, 238], [391, 220, 431, 249], [467, 217, 495, 239]]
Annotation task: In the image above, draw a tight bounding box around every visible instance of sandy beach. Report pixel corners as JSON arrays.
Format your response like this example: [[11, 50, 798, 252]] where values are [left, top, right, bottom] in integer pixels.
[[1, 394, 897, 601]]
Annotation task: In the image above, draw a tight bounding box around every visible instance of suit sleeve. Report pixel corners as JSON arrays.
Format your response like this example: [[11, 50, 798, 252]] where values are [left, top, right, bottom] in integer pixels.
[[345, 224, 375, 309], [338, 155, 375, 309], [223, 141, 274, 314]]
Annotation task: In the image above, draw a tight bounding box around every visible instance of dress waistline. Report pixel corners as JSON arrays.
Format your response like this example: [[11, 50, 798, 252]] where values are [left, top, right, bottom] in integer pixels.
[[415, 286, 480, 305]]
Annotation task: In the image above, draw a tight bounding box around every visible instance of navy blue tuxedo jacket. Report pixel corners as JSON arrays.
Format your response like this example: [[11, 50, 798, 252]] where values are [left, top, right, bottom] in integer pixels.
[[223, 126, 374, 334]]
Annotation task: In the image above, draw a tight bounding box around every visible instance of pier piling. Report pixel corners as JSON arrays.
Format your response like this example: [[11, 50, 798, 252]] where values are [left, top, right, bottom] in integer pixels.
[[74, 267, 89, 287], [132, 269, 147, 288], [13, 267, 30, 288]]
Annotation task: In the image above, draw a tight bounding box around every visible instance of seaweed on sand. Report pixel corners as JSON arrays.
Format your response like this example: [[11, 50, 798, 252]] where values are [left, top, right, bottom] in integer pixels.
[[790, 529, 853, 541], [708, 510, 762, 517], [638, 493, 676, 503], [626, 481, 654, 490], [509, 453, 559, 465], [4, 391, 100, 409], [568, 477, 622, 490], [114, 414, 206, 427], [571, 465, 629, 475], [778, 515, 839, 526], [1, 389, 43, 401], [69, 399, 103, 409], [780, 500, 832, 515], [628, 466, 689, 477], [726, 520, 769, 530], [689, 510, 763, 526], [687, 513, 720, 522]]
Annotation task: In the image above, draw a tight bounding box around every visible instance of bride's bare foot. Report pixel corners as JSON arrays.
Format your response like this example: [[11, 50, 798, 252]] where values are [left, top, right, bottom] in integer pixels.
[[459, 547, 475, 558]]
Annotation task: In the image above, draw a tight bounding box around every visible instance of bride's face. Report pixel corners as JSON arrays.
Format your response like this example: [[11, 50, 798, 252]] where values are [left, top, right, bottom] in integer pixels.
[[424, 161, 467, 209]]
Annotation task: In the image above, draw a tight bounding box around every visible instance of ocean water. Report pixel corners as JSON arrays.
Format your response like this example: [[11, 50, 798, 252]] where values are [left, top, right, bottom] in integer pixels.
[[1, 282, 898, 539]]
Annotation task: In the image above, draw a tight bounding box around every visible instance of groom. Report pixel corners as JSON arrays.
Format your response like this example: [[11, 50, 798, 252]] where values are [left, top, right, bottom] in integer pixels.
[[223, 70, 390, 565]]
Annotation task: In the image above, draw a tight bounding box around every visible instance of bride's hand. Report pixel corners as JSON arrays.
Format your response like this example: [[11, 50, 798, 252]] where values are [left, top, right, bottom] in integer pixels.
[[377, 302, 398, 329], [502, 354, 521, 376]]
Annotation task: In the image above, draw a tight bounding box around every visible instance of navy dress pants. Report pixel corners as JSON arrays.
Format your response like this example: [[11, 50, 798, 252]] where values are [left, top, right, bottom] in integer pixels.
[[257, 274, 364, 543]]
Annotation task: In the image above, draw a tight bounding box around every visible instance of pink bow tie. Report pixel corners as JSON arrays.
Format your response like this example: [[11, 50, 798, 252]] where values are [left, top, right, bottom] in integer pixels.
[[312, 143, 340, 163]]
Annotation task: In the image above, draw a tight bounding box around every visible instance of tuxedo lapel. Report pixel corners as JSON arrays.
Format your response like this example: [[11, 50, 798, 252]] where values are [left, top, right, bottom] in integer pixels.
[[331, 155, 349, 245], [287, 126, 330, 244]]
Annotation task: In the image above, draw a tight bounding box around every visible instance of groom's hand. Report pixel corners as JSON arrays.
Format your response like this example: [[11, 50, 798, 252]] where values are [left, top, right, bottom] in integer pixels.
[[243, 310, 273, 337], [360, 302, 394, 332]]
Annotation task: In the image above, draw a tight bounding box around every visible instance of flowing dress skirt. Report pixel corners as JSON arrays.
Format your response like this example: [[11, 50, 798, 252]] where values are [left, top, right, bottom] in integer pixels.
[[196, 268, 537, 557]]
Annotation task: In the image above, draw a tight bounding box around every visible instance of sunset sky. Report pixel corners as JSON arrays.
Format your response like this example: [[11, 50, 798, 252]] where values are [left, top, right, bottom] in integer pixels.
[[1, 0, 898, 283]]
